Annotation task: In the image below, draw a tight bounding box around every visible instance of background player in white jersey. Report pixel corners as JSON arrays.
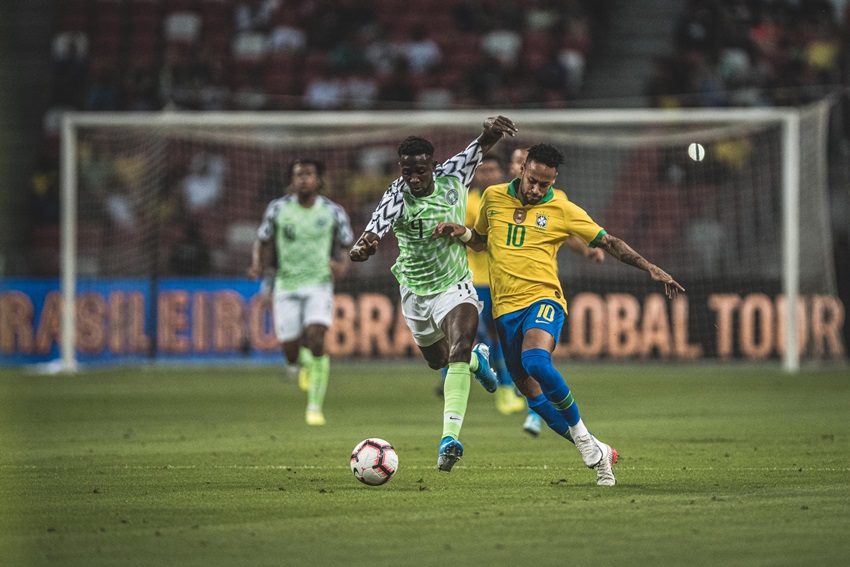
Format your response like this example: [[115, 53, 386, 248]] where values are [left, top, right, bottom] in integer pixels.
[[248, 158, 354, 426], [349, 116, 517, 472]]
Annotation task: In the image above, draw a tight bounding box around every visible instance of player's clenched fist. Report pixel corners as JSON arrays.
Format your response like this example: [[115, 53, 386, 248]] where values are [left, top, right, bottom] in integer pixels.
[[349, 235, 378, 262]]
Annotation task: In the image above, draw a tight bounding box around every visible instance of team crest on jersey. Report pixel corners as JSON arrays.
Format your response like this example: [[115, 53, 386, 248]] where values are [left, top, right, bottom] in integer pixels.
[[445, 188, 459, 205], [513, 209, 526, 224], [536, 214, 548, 228]]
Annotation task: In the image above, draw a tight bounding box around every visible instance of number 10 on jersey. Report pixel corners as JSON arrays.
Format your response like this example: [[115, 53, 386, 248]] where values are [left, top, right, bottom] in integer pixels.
[[506, 223, 525, 247]]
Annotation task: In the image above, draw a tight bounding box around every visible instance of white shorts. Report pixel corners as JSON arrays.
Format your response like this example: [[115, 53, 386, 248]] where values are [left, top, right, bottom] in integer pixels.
[[400, 281, 481, 347], [273, 283, 334, 342]]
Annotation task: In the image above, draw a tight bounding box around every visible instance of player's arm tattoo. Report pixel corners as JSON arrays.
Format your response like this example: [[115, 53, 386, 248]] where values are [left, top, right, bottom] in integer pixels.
[[597, 233, 652, 272], [598, 233, 686, 298]]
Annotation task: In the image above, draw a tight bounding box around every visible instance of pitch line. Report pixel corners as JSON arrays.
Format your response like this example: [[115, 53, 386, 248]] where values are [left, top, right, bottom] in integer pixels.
[[2, 464, 849, 472]]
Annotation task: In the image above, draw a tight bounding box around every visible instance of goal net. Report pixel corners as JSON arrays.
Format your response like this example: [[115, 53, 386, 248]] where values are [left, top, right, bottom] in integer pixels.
[[52, 103, 844, 369]]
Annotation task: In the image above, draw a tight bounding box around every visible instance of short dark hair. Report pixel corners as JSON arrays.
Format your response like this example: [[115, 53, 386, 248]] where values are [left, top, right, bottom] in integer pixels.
[[526, 143, 564, 170], [288, 158, 325, 178], [481, 154, 504, 170], [398, 136, 434, 158]]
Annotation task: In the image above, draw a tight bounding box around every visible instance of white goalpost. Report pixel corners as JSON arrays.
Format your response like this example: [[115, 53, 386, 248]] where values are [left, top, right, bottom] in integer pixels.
[[58, 103, 841, 373]]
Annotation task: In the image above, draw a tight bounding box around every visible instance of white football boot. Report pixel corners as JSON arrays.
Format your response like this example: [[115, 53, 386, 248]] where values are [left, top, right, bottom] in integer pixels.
[[574, 433, 617, 486]]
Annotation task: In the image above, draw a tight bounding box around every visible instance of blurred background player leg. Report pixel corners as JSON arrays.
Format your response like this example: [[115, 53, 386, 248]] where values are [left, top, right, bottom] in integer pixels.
[[305, 352, 329, 425], [302, 289, 334, 426], [297, 346, 313, 391]]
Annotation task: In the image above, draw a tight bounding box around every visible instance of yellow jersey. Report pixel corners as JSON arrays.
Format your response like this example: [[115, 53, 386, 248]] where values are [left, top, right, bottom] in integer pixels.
[[473, 179, 605, 318], [465, 189, 490, 286]]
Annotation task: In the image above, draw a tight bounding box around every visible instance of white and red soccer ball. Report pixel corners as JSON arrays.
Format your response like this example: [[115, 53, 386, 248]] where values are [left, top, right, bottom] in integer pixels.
[[350, 438, 398, 486]]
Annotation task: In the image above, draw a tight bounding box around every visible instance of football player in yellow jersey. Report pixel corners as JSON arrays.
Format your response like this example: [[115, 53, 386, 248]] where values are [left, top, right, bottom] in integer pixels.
[[507, 147, 605, 436], [435, 143, 684, 486]]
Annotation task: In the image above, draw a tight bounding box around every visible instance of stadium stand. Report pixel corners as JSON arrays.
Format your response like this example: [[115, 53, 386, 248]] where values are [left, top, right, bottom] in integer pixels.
[[25, 0, 850, 284]]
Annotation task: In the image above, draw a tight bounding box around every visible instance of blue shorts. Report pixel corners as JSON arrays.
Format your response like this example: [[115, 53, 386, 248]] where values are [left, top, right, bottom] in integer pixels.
[[495, 300, 565, 381], [474, 285, 495, 329]]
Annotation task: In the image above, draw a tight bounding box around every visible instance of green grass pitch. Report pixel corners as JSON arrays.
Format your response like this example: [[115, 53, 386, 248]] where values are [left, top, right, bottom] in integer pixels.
[[1, 362, 848, 566]]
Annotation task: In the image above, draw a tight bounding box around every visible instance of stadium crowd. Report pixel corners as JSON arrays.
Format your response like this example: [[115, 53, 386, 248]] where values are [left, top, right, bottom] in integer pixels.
[[48, 0, 608, 115], [646, 0, 848, 108], [29, 0, 849, 292]]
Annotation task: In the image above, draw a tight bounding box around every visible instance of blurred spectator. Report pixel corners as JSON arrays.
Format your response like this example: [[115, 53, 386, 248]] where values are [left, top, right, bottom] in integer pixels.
[[482, 28, 523, 69], [303, 65, 345, 109], [303, 0, 350, 51], [674, 0, 718, 53], [79, 140, 115, 198], [197, 63, 232, 110], [51, 31, 88, 107], [396, 26, 442, 75], [235, 0, 280, 33], [526, 0, 562, 31], [103, 181, 138, 230], [180, 149, 227, 215], [454, 0, 493, 33], [169, 221, 212, 275], [29, 153, 59, 225], [377, 59, 416, 108], [83, 68, 119, 111], [535, 45, 570, 93], [125, 68, 161, 111], [342, 63, 379, 109], [269, 24, 307, 53], [464, 51, 507, 106]]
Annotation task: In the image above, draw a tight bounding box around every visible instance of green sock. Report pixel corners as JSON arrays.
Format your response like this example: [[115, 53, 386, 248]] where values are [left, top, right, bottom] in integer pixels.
[[298, 346, 314, 367], [442, 362, 471, 440], [468, 352, 480, 373], [307, 355, 329, 409]]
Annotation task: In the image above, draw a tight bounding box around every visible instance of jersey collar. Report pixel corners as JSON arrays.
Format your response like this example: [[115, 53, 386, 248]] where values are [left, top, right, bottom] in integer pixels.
[[507, 178, 554, 206]]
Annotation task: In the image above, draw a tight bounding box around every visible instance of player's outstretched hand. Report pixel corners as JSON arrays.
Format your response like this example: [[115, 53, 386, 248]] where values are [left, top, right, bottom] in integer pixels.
[[584, 247, 606, 263], [648, 266, 685, 299], [349, 236, 378, 262], [432, 222, 467, 239], [483, 115, 518, 139]]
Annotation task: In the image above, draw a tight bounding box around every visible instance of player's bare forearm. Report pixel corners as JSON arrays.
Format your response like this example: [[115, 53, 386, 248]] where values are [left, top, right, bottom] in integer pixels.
[[598, 233, 685, 298], [331, 246, 350, 279], [247, 239, 273, 279], [597, 234, 650, 270], [565, 235, 605, 263], [477, 115, 518, 154], [349, 231, 380, 262], [432, 222, 487, 252]]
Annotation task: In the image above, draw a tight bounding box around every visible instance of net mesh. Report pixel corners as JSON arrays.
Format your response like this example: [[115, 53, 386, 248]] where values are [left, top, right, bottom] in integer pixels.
[[69, 104, 844, 362]]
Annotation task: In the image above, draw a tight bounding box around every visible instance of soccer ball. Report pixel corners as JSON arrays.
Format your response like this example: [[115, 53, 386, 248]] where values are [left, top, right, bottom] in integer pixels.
[[350, 438, 398, 486]]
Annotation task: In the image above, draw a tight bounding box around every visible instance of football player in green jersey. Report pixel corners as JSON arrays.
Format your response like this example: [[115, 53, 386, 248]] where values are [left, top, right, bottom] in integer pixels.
[[349, 116, 517, 472], [249, 158, 354, 426]]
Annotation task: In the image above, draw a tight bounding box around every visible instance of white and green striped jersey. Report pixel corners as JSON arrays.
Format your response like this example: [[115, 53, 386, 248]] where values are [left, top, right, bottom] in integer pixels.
[[257, 194, 354, 292], [365, 139, 484, 295]]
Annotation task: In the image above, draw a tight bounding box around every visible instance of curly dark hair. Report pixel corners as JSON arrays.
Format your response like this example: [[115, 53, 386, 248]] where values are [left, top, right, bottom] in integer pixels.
[[526, 143, 565, 170], [288, 158, 325, 178], [397, 136, 434, 158]]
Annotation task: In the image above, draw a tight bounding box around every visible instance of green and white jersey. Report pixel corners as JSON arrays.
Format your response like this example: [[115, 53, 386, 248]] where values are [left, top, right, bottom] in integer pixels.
[[257, 194, 354, 292], [365, 139, 484, 295]]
